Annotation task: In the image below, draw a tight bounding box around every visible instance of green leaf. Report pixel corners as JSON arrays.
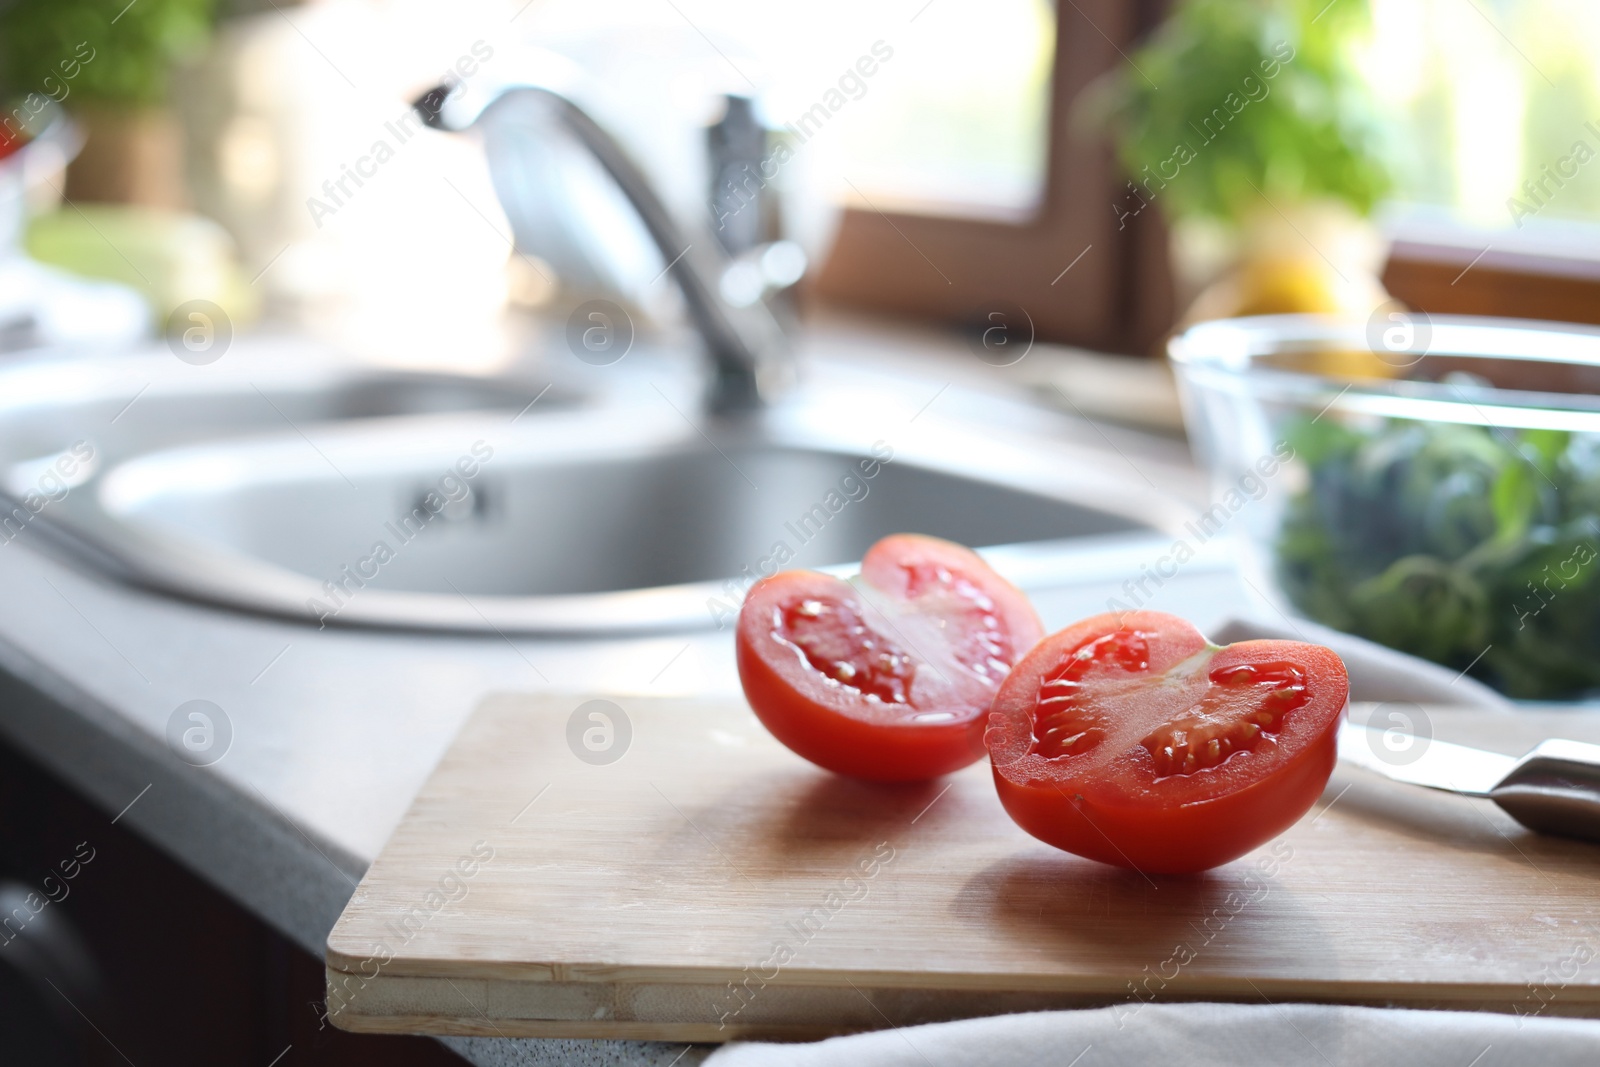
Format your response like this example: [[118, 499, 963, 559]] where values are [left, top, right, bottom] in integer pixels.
[[1489, 461, 1538, 547], [0, 0, 216, 108], [1090, 0, 1393, 222]]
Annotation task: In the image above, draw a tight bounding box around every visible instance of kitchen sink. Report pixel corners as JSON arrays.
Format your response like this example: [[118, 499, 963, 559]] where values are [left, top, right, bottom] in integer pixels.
[[102, 437, 1132, 599], [17, 366, 1183, 634], [0, 340, 575, 479]]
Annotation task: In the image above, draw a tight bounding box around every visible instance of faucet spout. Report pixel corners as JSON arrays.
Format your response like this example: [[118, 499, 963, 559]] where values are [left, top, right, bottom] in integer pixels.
[[415, 67, 792, 413]]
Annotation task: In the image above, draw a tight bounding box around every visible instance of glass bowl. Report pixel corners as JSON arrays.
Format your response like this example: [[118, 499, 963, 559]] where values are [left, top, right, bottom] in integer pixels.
[[1169, 313, 1600, 701]]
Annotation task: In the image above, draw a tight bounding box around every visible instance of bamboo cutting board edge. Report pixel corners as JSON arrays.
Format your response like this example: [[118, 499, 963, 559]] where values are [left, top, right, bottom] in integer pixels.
[[323, 989, 1600, 1044]]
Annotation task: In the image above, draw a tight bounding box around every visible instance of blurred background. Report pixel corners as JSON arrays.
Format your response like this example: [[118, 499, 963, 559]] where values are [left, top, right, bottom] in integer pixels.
[[5, 0, 1599, 364]]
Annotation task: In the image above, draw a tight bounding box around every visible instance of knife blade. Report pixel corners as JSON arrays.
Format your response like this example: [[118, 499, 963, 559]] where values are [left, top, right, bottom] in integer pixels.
[[1336, 717, 1600, 843], [1337, 721, 1516, 797]]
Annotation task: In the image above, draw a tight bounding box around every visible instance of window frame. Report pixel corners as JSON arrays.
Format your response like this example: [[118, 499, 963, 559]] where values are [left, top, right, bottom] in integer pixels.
[[814, 0, 1174, 355], [813, 0, 1600, 351]]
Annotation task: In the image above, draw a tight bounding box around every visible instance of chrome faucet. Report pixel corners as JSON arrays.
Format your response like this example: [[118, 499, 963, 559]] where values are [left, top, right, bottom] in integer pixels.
[[415, 54, 794, 413]]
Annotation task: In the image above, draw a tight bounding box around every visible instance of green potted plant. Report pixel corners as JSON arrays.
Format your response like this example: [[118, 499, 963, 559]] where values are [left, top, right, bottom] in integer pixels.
[[1092, 0, 1395, 326], [0, 0, 215, 205]]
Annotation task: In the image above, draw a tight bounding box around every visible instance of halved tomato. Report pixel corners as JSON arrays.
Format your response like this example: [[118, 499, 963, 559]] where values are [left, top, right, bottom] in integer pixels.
[[985, 611, 1348, 873], [737, 534, 1044, 782]]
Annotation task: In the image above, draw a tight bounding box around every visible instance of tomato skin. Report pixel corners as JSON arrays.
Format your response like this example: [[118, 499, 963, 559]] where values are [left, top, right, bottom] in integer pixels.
[[737, 612, 985, 781], [737, 535, 1043, 782], [990, 731, 1338, 873], [986, 611, 1348, 874]]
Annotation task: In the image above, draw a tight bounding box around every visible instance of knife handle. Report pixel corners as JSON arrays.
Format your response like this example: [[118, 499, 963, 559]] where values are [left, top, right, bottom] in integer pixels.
[[1491, 739, 1600, 845]]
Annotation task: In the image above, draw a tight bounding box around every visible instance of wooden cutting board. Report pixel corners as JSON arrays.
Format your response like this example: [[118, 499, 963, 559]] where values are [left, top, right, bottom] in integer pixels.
[[326, 694, 1600, 1041]]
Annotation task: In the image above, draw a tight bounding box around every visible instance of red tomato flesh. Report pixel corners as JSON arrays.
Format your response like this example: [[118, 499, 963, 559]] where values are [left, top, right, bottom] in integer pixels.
[[0, 128, 24, 163], [986, 610, 1348, 873], [737, 534, 1044, 782]]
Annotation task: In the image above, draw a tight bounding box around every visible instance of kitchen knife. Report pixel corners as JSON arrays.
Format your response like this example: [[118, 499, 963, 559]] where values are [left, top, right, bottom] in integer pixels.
[[1338, 720, 1600, 844]]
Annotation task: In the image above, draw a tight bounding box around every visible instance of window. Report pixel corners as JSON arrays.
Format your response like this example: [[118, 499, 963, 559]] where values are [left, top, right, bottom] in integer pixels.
[[1367, 0, 1600, 232], [507, 0, 1127, 345], [816, 1, 1166, 353], [824, 0, 1056, 220], [822, 0, 1600, 346], [1364, 0, 1600, 325], [506, 0, 1108, 342]]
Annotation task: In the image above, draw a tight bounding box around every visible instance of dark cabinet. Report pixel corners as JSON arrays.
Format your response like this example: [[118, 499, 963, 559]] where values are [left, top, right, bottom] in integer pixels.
[[0, 736, 462, 1066]]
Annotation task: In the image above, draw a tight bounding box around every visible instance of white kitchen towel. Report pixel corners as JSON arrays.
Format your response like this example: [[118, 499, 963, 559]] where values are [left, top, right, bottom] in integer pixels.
[[704, 1002, 1598, 1067]]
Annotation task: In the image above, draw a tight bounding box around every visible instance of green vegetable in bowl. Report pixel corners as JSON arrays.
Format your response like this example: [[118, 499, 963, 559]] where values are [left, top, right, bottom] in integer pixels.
[[1276, 417, 1600, 699]]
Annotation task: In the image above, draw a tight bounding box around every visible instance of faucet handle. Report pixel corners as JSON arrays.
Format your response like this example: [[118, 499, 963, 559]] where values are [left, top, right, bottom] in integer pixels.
[[707, 95, 773, 257]]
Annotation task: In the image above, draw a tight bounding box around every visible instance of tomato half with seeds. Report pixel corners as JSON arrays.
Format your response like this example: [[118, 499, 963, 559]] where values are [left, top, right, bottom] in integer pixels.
[[737, 534, 1044, 782], [985, 611, 1348, 873]]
